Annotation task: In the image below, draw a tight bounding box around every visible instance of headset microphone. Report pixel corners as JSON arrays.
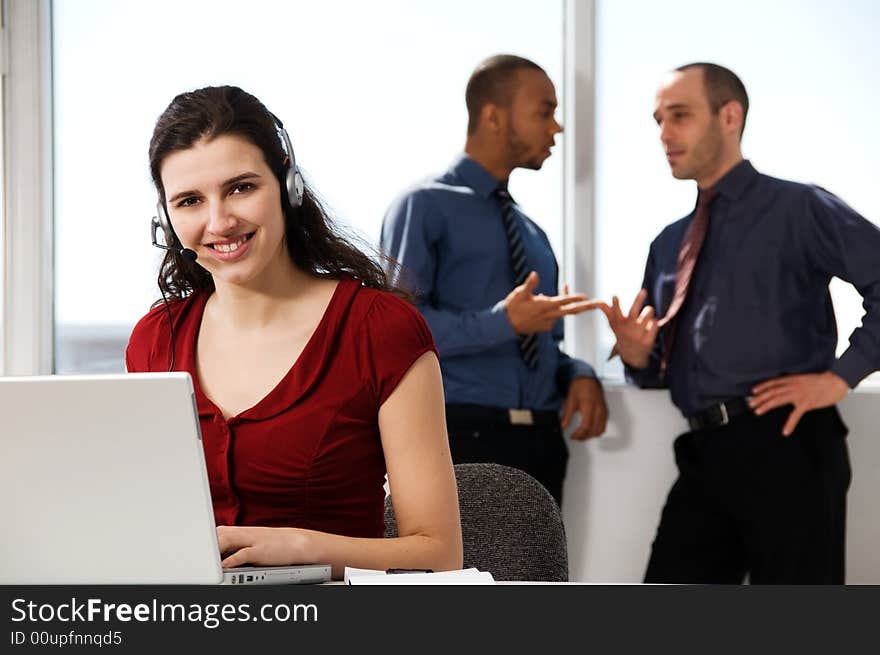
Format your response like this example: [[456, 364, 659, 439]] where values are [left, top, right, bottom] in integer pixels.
[[150, 203, 197, 260], [150, 214, 197, 262]]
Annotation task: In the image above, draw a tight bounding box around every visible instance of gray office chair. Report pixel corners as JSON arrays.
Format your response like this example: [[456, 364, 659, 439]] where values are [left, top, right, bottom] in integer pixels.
[[384, 462, 568, 581]]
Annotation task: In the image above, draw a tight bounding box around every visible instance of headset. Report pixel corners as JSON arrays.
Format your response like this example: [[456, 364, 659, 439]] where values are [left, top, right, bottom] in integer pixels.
[[149, 113, 304, 371], [149, 114, 304, 261]]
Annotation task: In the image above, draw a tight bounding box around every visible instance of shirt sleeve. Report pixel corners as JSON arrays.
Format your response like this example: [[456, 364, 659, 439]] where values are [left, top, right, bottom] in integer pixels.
[[555, 350, 598, 393], [380, 190, 518, 358], [624, 245, 666, 389], [124, 304, 170, 373], [362, 292, 439, 407], [802, 187, 880, 387], [547, 244, 597, 394]]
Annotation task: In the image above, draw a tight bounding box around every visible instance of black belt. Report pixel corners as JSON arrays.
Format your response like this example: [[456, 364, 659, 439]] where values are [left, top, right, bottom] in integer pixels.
[[686, 397, 753, 431], [445, 403, 559, 427]]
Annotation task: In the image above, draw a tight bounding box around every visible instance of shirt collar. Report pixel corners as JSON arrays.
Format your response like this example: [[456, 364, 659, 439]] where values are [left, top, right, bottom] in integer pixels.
[[450, 153, 504, 199], [712, 159, 758, 201]]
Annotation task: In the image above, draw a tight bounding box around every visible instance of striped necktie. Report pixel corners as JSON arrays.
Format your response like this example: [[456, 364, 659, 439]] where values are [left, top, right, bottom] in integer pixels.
[[494, 187, 539, 369]]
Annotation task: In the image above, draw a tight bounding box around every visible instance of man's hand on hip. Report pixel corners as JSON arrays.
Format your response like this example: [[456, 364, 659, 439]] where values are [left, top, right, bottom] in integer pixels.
[[505, 271, 603, 335], [561, 376, 608, 440], [749, 371, 849, 436]]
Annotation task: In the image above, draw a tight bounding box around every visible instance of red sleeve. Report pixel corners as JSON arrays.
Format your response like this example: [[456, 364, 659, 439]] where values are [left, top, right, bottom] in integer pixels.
[[125, 303, 174, 373], [361, 291, 438, 407]]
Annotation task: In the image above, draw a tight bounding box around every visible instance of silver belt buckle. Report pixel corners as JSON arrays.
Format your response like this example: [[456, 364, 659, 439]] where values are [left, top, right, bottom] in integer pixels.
[[509, 409, 534, 426], [718, 402, 729, 426]]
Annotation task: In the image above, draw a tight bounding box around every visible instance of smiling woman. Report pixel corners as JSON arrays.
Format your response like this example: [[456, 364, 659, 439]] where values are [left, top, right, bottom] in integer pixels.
[[160, 136, 295, 289], [124, 86, 463, 578], [146, 87, 398, 306]]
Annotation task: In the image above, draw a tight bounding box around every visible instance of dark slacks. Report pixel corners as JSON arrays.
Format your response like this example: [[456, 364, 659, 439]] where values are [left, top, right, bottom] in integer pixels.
[[446, 413, 568, 506], [644, 406, 851, 584]]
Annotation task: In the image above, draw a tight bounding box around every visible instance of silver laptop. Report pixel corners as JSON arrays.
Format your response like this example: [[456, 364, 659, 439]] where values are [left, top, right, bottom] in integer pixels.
[[0, 373, 330, 585]]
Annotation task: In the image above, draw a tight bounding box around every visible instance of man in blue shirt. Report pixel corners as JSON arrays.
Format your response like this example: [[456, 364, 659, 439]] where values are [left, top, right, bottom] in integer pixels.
[[599, 63, 880, 583], [381, 54, 607, 505]]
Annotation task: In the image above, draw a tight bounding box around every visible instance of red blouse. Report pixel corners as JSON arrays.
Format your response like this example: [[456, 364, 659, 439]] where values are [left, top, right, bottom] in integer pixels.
[[125, 278, 436, 538]]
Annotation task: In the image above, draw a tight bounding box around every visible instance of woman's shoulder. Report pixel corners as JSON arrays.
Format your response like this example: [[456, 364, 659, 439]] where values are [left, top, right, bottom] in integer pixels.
[[130, 294, 199, 337], [350, 283, 427, 330], [126, 293, 204, 372], [130, 301, 173, 333], [343, 282, 436, 405], [352, 283, 435, 354]]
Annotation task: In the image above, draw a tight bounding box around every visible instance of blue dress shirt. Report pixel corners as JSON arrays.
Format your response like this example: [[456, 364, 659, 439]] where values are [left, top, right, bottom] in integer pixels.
[[627, 160, 880, 416], [381, 154, 596, 411]]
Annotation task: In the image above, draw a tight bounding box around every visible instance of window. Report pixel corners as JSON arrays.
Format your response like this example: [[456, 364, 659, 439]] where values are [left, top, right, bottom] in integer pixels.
[[593, 0, 880, 383], [52, 0, 565, 372]]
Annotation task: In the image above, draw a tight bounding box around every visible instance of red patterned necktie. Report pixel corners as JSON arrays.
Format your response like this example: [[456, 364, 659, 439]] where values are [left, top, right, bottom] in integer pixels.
[[657, 187, 719, 375]]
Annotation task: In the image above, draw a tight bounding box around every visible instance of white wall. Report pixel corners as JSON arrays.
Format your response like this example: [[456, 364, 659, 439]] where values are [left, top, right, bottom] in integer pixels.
[[563, 387, 880, 583]]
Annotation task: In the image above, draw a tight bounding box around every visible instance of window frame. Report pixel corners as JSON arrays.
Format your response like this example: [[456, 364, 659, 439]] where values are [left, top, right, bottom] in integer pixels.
[[561, 0, 598, 368], [1, 0, 54, 376]]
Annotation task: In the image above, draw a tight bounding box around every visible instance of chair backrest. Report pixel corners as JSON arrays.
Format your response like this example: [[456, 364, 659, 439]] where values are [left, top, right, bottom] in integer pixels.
[[384, 463, 568, 581]]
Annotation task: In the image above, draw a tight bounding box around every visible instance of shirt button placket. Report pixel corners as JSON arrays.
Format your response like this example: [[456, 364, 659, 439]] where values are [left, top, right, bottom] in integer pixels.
[[216, 414, 232, 486]]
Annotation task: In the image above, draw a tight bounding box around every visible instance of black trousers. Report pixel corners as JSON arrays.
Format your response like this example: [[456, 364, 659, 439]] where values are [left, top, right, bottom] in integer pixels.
[[644, 406, 851, 584], [446, 413, 568, 506]]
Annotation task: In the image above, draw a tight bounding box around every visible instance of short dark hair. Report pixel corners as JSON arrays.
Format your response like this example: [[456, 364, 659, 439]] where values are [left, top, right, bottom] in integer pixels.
[[465, 54, 545, 135], [675, 62, 749, 137]]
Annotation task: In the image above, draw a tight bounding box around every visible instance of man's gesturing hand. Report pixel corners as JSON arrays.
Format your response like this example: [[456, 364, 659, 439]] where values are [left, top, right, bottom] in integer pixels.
[[595, 289, 660, 369], [505, 271, 602, 335]]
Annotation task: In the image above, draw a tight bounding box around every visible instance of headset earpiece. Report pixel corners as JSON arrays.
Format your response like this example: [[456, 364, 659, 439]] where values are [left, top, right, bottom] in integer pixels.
[[287, 164, 305, 210], [274, 116, 304, 210], [154, 200, 179, 248]]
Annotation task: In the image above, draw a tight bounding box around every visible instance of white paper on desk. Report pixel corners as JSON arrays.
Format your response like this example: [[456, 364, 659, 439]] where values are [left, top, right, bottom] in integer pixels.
[[343, 567, 390, 584], [345, 567, 495, 585]]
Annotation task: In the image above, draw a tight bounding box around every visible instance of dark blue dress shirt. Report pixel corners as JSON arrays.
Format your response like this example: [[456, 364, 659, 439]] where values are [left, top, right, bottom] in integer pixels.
[[626, 159, 880, 416], [381, 154, 596, 411]]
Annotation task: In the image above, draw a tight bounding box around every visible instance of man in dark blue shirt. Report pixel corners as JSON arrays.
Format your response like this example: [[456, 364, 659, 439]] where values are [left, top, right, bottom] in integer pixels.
[[599, 63, 880, 583], [382, 55, 607, 505]]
